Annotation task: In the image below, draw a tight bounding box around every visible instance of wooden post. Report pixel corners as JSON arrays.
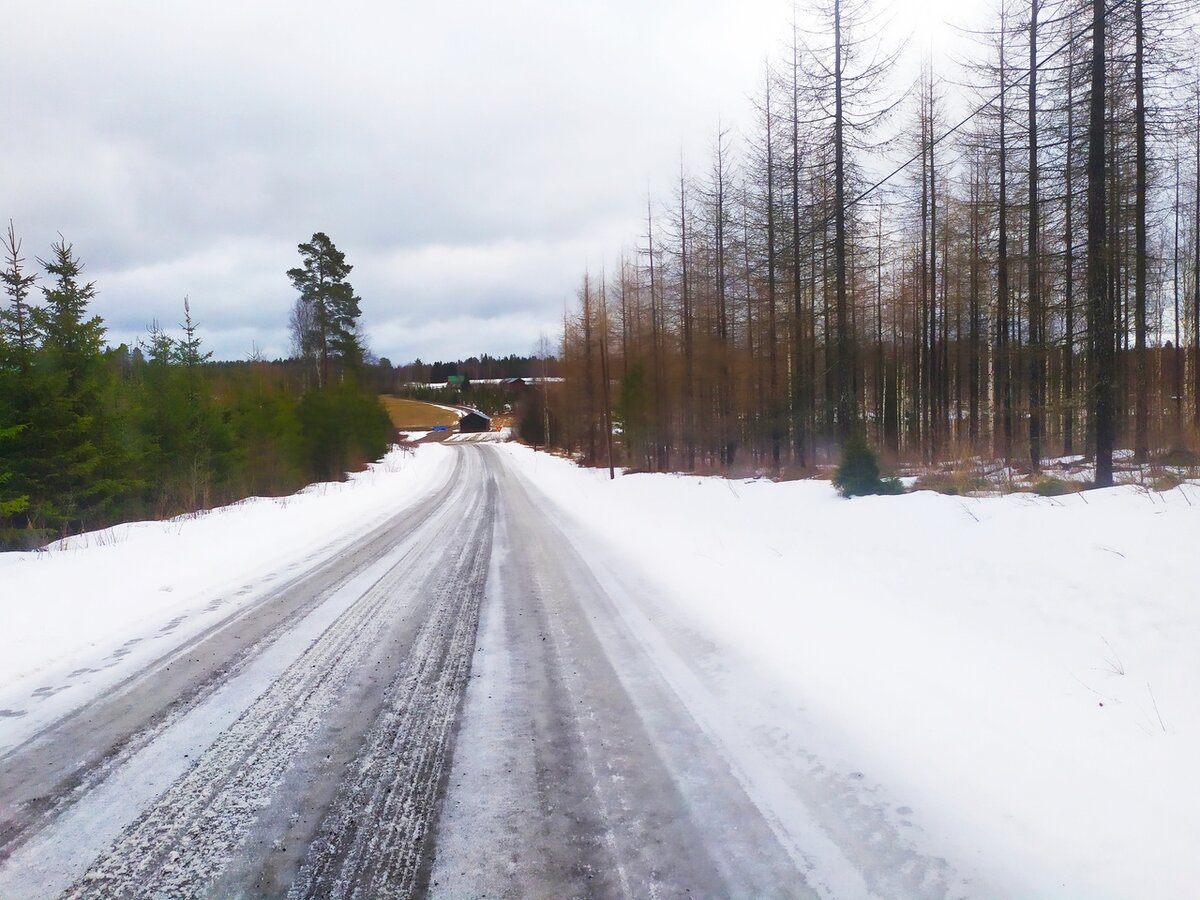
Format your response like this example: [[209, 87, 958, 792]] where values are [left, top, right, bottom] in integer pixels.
[[599, 276, 616, 479]]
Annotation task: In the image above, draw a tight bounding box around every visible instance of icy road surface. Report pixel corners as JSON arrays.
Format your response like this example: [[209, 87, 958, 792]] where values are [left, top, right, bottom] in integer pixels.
[[0, 446, 967, 899]]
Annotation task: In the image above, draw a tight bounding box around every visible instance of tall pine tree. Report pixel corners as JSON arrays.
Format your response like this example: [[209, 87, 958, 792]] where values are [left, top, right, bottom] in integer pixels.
[[287, 233, 364, 387]]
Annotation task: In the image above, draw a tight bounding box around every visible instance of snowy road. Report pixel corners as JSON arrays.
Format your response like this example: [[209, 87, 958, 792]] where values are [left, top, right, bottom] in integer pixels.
[[0, 446, 963, 899]]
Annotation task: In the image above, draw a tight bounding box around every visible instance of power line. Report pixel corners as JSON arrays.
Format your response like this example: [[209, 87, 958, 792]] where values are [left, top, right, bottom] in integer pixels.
[[836, 0, 1133, 223]]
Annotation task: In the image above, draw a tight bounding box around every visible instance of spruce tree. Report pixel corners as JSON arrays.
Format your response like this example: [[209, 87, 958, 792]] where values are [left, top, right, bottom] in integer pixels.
[[137, 320, 183, 511], [39, 238, 105, 383], [0, 225, 41, 537], [1, 222, 39, 367], [832, 428, 903, 497], [28, 239, 132, 532], [172, 298, 229, 508]]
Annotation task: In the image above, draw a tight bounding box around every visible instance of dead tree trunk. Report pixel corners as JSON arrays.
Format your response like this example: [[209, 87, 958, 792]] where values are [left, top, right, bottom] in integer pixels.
[[1028, 0, 1044, 470], [1133, 0, 1149, 461], [996, 15, 1014, 460], [1089, 0, 1115, 487], [833, 0, 856, 437]]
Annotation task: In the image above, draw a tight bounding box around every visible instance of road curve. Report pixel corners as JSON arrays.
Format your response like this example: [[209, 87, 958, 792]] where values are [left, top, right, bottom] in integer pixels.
[[0, 445, 961, 899]]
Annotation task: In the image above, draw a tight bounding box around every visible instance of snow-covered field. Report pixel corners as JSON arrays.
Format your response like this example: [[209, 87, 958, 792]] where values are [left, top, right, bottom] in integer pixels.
[[3, 441, 1197, 898], [496, 444, 1200, 899]]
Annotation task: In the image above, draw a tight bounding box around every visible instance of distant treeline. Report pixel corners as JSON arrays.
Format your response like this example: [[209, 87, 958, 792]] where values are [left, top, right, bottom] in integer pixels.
[[382, 353, 559, 387], [1, 229, 391, 549]]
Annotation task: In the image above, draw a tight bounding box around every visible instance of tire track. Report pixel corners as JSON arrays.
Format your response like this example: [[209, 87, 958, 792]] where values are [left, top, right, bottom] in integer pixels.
[[0, 454, 465, 869], [53, 457, 492, 899], [429, 447, 817, 898], [289, 472, 495, 899]]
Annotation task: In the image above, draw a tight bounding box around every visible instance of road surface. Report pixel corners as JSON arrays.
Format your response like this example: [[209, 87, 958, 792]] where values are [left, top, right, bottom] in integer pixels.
[[0, 446, 961, 899]]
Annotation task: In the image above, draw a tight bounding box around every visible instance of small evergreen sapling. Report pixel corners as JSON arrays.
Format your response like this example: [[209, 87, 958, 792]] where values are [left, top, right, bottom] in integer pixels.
[[833, 431, 904, 497]]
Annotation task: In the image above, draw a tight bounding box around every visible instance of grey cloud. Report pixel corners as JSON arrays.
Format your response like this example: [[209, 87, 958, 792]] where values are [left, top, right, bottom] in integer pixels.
[[3, 0, 793, 363]]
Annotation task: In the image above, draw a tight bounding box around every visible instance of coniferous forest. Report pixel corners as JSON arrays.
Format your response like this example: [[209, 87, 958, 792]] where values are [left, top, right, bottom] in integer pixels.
[[556, 0, 1200, 485], [0, 228, 391, 548]]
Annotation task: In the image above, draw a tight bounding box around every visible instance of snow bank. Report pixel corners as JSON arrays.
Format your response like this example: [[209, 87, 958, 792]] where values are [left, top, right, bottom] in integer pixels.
[[496, 443, 1200, 900], [0, 445, 454, 749]]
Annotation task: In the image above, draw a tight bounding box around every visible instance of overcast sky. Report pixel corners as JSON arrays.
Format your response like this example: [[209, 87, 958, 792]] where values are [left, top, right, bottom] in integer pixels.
[[2, 0, 966, 364]]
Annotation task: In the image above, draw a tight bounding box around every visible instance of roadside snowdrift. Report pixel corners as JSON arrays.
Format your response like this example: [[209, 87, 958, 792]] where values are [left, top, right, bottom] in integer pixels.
[[0, 445, 454, 750], [496, 443, 1200, 900]]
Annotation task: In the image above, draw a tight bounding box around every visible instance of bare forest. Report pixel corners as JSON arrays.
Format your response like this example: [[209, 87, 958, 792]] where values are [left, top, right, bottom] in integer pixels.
[[556, 0, 1200, 487]]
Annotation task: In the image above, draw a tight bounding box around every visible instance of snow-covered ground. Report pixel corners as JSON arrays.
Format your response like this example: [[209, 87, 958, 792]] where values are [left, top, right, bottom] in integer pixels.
[[3, 441, 1197, 897], [0, 445, 456, 750], [494, 443, 1200, 899]]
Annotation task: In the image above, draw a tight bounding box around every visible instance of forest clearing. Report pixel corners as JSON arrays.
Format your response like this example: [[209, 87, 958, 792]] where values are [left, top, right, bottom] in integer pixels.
[[378, 395, 460, 430]]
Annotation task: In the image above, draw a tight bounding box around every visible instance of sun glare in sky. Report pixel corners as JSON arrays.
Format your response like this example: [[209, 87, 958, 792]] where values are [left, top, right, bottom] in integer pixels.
[[899, 0, 973, 48]]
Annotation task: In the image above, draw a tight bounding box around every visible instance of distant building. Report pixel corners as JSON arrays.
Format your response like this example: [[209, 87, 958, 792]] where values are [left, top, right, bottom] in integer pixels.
[[458, 410, 491, 433]]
